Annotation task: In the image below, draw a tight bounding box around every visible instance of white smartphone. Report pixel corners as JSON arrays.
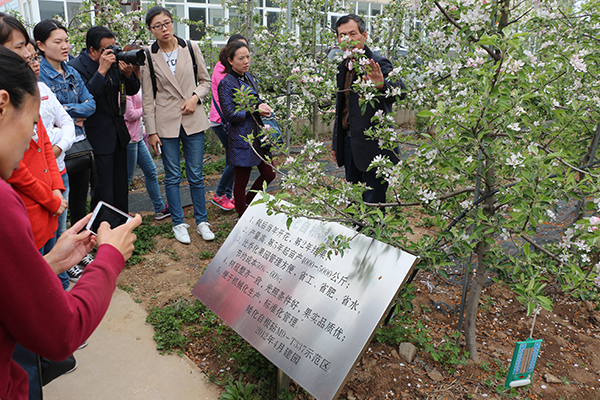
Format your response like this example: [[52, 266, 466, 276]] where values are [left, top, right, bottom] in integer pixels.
[[156, 143, 162, 155], [86, 201, 132, 235]]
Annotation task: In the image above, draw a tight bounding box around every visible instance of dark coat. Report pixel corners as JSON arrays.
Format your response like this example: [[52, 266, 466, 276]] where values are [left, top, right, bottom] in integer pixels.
[[69, 49, 140, 155], [333, 45, 406, 171], [218, 71, 263, 167]]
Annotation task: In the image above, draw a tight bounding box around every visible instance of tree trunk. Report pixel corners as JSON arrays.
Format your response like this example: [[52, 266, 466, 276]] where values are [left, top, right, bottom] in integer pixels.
[[464, 162, 496, 362], [245, 0, 254, 42]]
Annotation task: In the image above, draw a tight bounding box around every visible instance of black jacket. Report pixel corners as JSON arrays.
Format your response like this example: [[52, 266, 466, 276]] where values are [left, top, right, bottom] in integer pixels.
[[69, 49, 140, 155], [333, 45, 406, 171]]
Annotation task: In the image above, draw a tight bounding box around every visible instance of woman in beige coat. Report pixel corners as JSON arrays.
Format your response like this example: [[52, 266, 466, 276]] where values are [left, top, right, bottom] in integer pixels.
[[142, 5, 214, 244]]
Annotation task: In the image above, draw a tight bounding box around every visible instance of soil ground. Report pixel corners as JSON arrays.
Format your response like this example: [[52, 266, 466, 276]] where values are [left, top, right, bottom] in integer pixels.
[[118, 151, 600, 400]]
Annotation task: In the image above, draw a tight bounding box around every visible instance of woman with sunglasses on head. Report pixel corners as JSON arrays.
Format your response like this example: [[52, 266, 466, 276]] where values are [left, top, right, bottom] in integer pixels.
[[142, 6, 214, 244], [0, 38, 142, 400], [217, 41, 276, 217]]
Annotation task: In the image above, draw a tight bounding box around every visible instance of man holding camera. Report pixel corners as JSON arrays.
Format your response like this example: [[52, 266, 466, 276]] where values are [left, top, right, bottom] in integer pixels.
[[69, 26, 140, 214]]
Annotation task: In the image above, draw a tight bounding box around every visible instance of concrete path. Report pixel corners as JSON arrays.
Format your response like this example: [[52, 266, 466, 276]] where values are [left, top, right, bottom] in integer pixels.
[[44, 289, 220, 400]]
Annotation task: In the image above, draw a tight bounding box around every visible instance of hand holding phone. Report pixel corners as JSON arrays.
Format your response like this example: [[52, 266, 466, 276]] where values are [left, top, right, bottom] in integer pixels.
[[87, 201, 132, 235], [96, 214, 142, 262]]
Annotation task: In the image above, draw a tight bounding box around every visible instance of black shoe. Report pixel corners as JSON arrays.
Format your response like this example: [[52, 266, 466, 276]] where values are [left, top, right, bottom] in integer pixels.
[[40, 354, 77, 386]]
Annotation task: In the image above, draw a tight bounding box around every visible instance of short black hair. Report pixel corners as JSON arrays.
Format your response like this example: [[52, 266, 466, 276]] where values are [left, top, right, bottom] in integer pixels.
[[146, 6, 172, 28], [219, 41, 249, 73], [0, 46, 38, 109], [86, 26, 114, 51], [0, 12, 30, 46], [334, 14, 366, 35], [227, 34, 247, 45], [34, 19, 68, 47]]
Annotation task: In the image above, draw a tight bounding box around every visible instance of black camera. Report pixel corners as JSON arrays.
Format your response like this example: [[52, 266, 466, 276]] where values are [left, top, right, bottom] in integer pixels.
[[104, 44, 146, 66]]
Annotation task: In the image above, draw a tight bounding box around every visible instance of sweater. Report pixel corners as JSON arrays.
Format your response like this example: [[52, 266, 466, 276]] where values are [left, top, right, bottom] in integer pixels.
[[124, 91, 144, 142], [0, 178, 125, 400], [6, 118, 65, 249]]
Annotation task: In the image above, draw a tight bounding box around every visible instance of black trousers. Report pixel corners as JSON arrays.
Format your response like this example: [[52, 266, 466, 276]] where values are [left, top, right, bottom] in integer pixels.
[[91, 143, 129, 213], [68, 167, 91, 225]]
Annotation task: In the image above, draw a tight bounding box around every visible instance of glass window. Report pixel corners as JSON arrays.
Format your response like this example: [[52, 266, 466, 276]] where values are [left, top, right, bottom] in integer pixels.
[[330, 15, 339, 32], [168, 5, 186, 37], [208, 0, 221, 3], [188, 0, 206, 3], [265, 0, 275, 7], [357, 1, 368, 15], [208, 8, 225, 40], [189, 7, 207, 40], [371, 3, 380, 16], [228, 8, 242, 33], [267, 11, 278, 29], [39, 1, 65, 20], [66, 2, 83, 27]]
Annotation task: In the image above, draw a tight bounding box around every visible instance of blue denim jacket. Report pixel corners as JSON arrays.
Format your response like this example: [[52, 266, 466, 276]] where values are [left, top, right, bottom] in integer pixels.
[[38, 57, 96, 138]]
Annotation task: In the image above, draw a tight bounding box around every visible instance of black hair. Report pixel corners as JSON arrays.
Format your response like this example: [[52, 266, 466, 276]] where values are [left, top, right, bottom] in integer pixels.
[[146, 6, 172, 28], [334, 14, 366, 35], [33, 19, 68, 50], [0, 12, 30, 46], [86, 26, 114, 51], [219, 41, 249, 73], [0, 46, 38, 109], [227, 34, 247, 45]]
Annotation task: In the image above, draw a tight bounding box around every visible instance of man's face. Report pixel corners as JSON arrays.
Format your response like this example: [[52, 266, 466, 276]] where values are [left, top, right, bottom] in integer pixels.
[[89, 37, 117, 62], [337, 20, 367, 50]]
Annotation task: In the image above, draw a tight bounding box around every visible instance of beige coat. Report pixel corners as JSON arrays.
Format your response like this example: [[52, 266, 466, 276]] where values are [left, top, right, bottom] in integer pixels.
[[141, 37, 211, 137]]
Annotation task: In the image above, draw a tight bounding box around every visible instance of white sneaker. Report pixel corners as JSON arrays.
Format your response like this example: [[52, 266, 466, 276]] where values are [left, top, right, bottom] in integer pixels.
[[197, 222, 215, 241], [173, 223, 191, 244]]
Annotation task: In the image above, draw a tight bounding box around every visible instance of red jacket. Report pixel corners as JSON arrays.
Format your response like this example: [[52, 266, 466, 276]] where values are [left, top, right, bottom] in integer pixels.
[[0, 178, 125, 400], [6, 118, 65, 249]]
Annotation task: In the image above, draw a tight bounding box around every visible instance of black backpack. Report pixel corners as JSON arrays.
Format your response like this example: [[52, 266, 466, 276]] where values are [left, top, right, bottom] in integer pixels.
[[145, 39, 198, 99]]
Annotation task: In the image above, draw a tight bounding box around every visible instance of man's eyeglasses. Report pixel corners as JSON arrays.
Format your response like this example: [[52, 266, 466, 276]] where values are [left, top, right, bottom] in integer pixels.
[[28, 55, 42, 65], [151, 20, 173, 31]]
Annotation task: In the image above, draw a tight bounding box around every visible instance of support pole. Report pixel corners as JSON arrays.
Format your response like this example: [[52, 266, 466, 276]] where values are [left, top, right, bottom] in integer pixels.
[[277, 368, 290, 394]]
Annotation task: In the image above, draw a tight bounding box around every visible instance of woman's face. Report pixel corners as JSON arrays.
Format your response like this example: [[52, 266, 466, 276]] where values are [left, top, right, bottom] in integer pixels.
[[37, 29, 69, 63], [2, 30, 31, 61], [0, 92, 39, 180], [27, 43, 40, 77], [228, 46, 250, 75], [149, 12, 175, 44]]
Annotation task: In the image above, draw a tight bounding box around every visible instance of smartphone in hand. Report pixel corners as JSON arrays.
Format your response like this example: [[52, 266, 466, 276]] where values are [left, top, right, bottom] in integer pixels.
[[86, 201, 132, 235]]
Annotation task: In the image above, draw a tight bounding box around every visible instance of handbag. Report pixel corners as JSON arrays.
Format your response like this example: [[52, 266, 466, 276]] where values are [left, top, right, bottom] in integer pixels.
[[64, 138, 94, 175], [261, 112, 283, 145]]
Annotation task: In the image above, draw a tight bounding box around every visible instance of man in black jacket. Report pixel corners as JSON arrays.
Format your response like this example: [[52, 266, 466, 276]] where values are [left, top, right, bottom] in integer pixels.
[[332, 14, 406, 204], [69, 26, 140, 213]]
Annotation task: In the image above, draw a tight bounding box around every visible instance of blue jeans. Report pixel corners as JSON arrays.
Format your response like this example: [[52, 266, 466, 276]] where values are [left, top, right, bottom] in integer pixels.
[[39, 236, 69, 291], [12, 344, 42, 399], [343, 136, 388, 204], [56, 173, 69, 238], [213, 125, 234, 198], [161, 127, 207, 226], [127, 140, 166, 213]]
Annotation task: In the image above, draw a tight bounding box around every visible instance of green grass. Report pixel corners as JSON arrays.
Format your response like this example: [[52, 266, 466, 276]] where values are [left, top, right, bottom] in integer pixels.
[[127, 215, 174, 266]]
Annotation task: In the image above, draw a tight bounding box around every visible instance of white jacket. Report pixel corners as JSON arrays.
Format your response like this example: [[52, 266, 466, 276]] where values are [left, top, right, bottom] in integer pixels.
[[38, 82, 75, 172]]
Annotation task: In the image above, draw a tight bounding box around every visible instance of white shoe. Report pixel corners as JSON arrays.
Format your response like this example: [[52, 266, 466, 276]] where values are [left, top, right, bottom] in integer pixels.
[[173, 223, 191, 244], [197, 222, 215, 241]]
